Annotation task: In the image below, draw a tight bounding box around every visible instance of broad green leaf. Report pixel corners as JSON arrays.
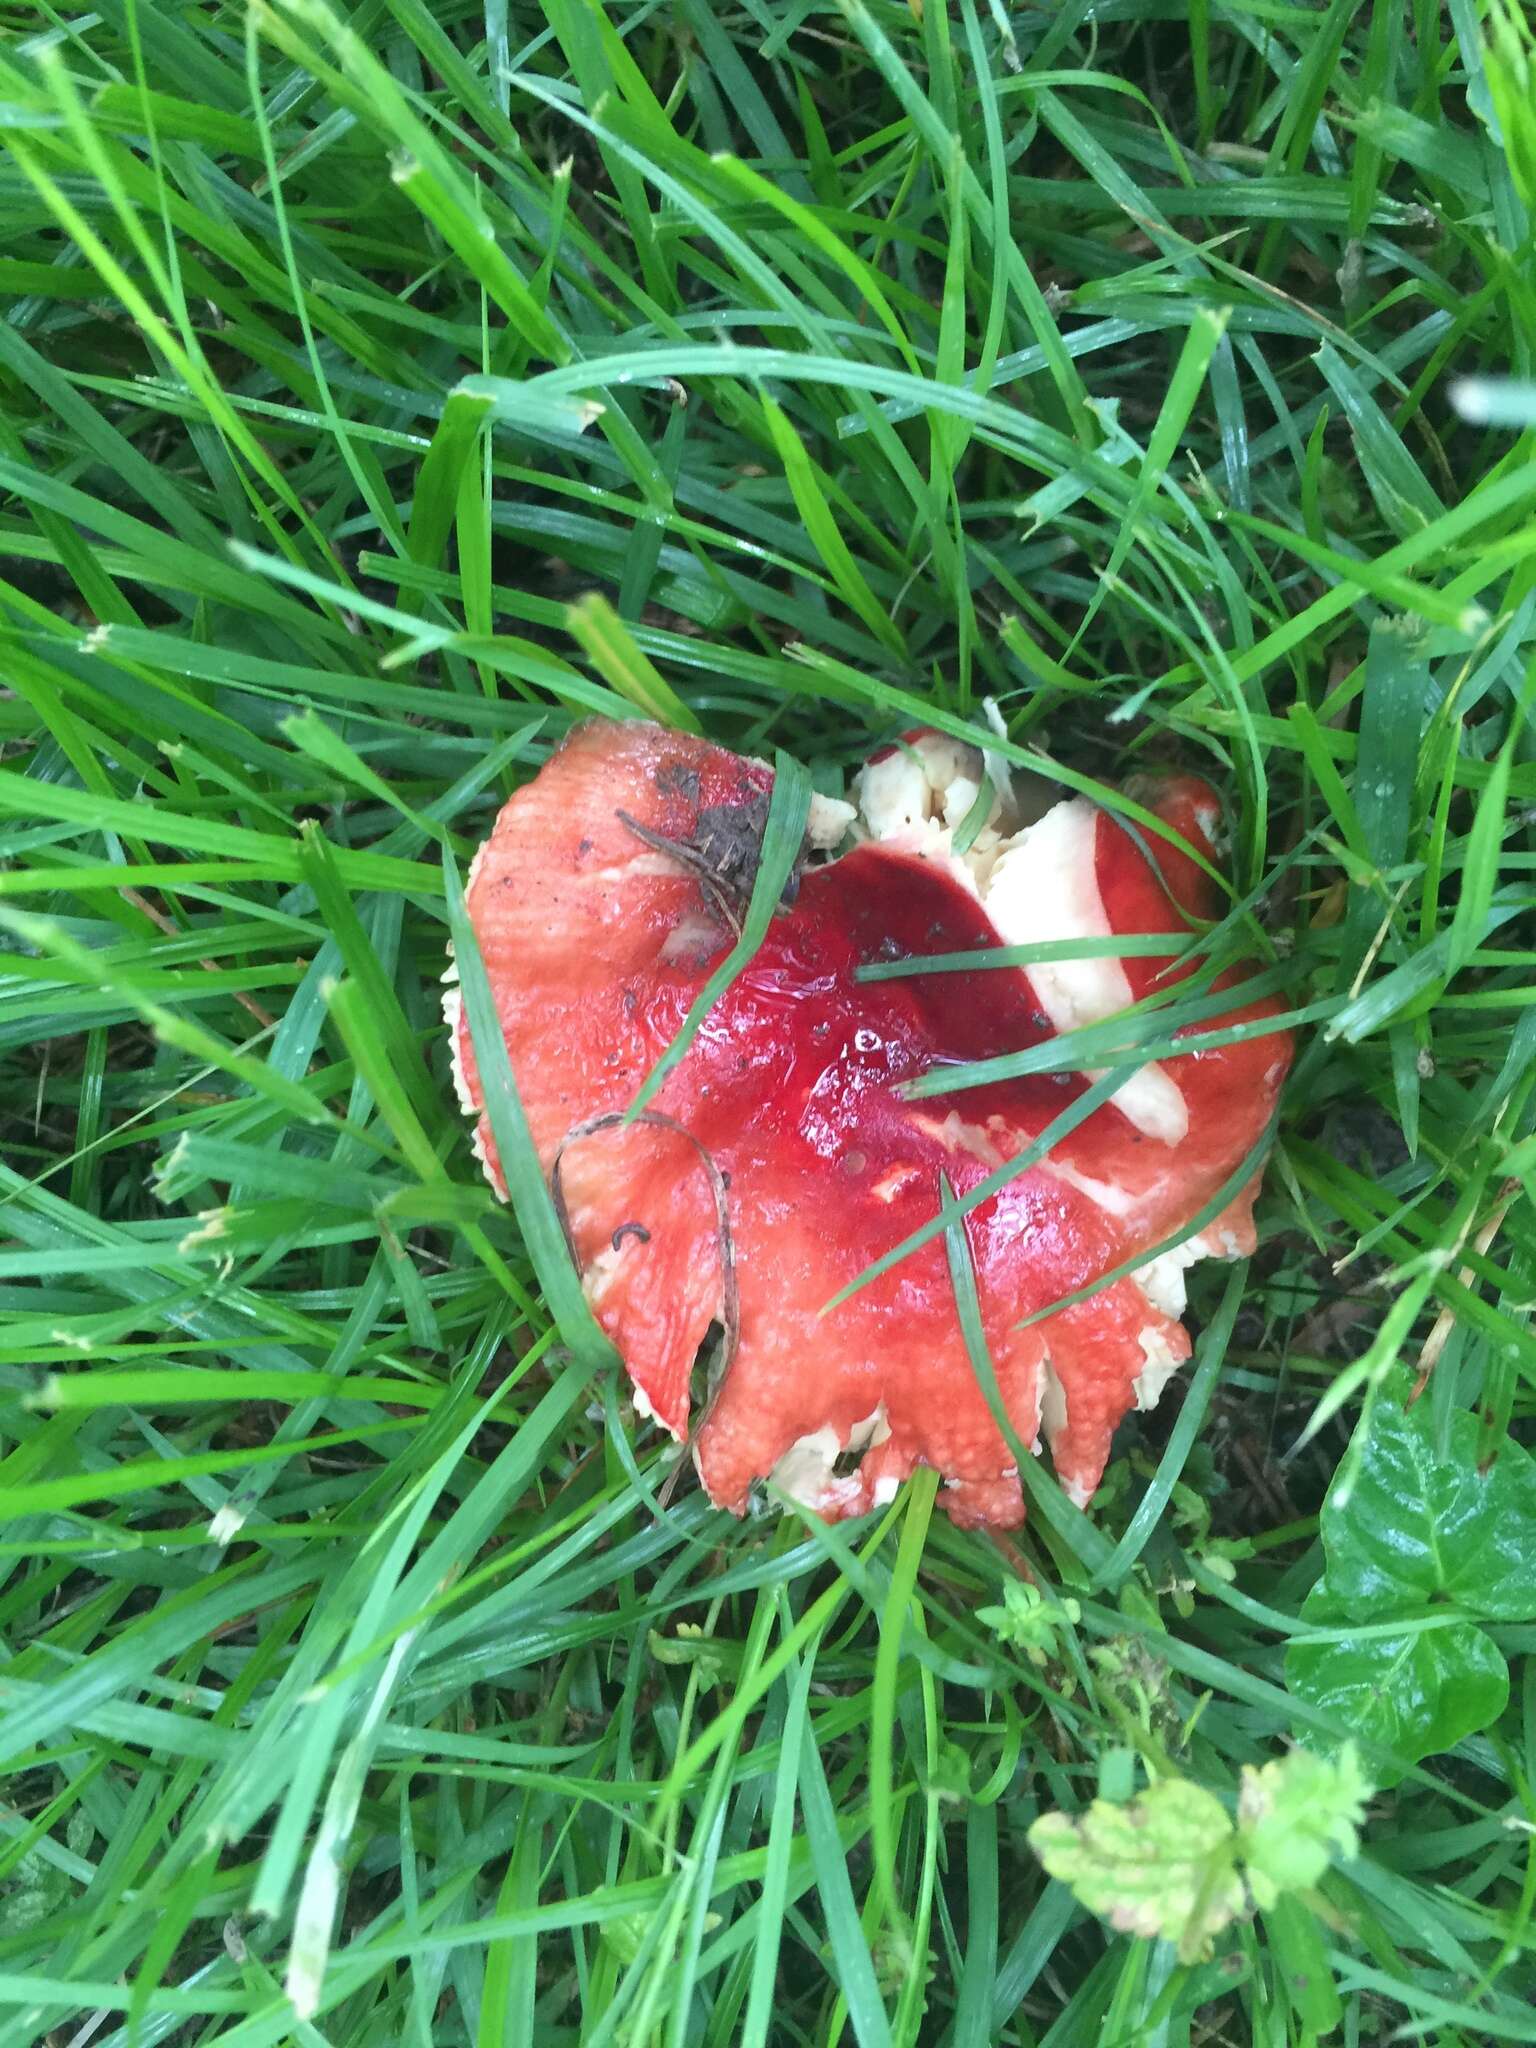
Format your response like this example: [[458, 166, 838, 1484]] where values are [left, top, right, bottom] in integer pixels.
[[1320, 1375, 1536, 1620], [1284, 1587, 1509, 1787]]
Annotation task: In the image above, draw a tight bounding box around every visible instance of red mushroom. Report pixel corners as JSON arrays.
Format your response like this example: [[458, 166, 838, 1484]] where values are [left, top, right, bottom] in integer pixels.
[[447, 719, 1290, 1528]]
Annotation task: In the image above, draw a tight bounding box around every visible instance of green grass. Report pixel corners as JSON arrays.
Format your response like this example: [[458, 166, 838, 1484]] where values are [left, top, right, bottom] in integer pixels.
[[2, 0, 1536, 2041]]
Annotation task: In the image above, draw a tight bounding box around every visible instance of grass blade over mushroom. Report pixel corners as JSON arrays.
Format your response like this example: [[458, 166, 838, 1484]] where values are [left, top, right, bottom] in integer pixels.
[[819, 1063, 1133, 1317], [858, 933, 1202, 978], [940, 1175, 1115, 1581], [442, 848, 620, 1373], [625, 748, 813, 1121], [898, 986, 1334, 1101]]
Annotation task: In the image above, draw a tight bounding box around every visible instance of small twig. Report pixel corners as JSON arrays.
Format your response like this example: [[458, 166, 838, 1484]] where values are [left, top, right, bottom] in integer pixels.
[[1345, 874, 1416, 1004], [615, 809, 743, 938], [122, 887, 278, 1031], [63, 1999, 115, 2048], [1408, 1178, 1519, 1403]]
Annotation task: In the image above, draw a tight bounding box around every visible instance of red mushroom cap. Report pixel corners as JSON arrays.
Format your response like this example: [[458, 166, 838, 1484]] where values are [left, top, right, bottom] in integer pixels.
[[449, 719, 1291, 1527]]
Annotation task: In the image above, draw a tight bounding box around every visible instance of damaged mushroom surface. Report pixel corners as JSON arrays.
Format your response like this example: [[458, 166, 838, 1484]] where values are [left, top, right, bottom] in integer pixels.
[[447, 719, 1292, 1529]]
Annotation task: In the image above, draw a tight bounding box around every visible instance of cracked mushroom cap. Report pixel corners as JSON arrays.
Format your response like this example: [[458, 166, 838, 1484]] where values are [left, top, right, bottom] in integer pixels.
[[448, 718, 1291, 1528]]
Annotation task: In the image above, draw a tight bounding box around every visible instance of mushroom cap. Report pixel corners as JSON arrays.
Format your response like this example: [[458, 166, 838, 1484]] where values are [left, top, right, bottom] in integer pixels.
[[450, 719, 1291, 1527]]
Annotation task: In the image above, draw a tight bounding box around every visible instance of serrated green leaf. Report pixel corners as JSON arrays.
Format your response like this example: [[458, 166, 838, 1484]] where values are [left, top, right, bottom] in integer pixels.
[[1236, 1745, 1369, 1908], [1034, 1743, 1371, 1971], [975, 1579, 1081, 1665], [1030, 1778, 1243, 1963]]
